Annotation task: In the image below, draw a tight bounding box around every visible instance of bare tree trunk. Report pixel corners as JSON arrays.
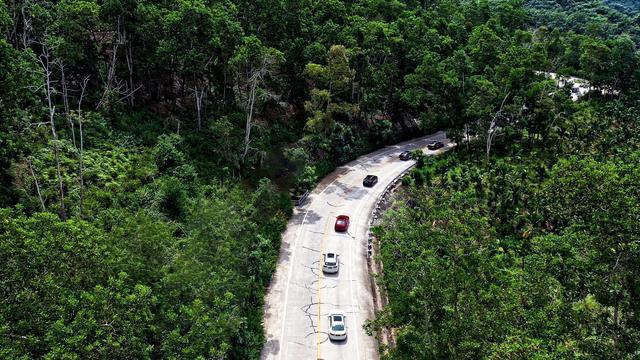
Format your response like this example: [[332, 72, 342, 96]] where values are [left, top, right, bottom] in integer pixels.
[[77, 76, 89, 216], [124, 24, 135, 107], [60, 62, 77, 149], [97, 16, 121, 110], [464, 123, 470, 152], [236, 55, 280, 165], [193, 81, 206, 131], [242, 74, 258, 162], [38, 46, 67, 219], [486, 92, 510, 160], [27, 157, 46, 211], [60, 62, 70, 115], [203, 86, 208, 125], [20, 3, 34, 49], [50, 100, 66, 220], [486, 117, 497, 159], [223, 68, 227, 105]]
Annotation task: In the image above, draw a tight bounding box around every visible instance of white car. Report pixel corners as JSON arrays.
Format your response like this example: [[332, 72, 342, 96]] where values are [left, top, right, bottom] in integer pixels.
[[328, 310, 347, 341], [322, 253, 339, 274]]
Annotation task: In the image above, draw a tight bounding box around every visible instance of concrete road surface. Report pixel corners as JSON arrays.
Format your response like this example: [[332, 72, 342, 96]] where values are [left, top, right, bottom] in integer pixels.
[[262, 132, 452, 360]]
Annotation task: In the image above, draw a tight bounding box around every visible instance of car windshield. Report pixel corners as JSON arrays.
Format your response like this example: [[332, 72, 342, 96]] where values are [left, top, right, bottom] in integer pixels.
[[332, 324, 345, 331]]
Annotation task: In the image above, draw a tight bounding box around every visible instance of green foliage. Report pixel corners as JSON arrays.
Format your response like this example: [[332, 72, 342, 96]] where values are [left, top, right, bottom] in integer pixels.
[[1, 0, 639, 357], [0, 210, 111, 357], [373, 103, 640, 358], [0, 39, 40, 206], [153, 134, 186, 173], [48, 0, 100, 64], [0, 2, 10, 33], [0, 179, 290, 358], [304, 45, 358, 133]]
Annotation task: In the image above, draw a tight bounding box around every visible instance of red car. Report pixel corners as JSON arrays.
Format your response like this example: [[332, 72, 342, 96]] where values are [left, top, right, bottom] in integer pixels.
[[335, 215, 350, 232]]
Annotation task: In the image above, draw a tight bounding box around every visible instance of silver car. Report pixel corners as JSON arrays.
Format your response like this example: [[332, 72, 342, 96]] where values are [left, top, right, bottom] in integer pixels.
[[322, 253, 339, 274], [328, 310, 347, 341]]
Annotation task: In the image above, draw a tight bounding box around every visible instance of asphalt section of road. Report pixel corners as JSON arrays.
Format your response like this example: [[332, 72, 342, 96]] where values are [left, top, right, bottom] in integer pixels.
[[261, 132, 452, 360]]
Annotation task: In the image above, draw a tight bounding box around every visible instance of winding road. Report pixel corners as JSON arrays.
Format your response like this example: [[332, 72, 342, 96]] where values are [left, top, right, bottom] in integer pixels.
[[261, 131, 453, 360]]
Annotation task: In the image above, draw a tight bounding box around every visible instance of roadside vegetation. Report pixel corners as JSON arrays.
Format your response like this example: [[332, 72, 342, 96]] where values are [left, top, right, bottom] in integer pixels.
[[367, 0, 640, 357], [371, 101, 640, 358], [1, 0, 639, 358]]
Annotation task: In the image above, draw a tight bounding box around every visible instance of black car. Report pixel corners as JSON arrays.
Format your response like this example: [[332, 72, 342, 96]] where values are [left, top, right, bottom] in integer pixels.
[[399, 151, 412, 161], [363, 175, 378, 187], [427, 141, 444, 150]]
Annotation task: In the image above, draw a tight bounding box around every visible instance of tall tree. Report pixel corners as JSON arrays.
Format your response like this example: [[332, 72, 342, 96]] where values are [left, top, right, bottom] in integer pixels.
[[230, 35, 283, 164]]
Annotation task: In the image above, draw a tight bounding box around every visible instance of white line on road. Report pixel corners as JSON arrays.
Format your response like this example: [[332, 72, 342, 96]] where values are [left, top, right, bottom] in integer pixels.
[[273, 132, 449, 360], [278, 174, 345, 360]]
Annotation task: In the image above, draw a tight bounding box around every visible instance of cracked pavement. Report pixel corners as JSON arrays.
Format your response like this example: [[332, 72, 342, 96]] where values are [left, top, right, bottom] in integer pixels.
[[261, 132, 452, 360]]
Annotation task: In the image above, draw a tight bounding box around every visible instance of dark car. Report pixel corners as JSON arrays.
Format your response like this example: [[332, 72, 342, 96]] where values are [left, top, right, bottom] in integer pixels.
[[363, 175, 378, 187], [335, 215, 350, 232], [427, 141, 444, 150], [399, 151, 412, 161]]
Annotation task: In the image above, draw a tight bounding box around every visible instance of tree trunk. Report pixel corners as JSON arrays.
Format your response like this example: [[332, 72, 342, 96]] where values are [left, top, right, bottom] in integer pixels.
[[124, 26, 135, 107], [77, 77, 89, 216], [194, 81, 206, 131], [50, 107, 66, 219], [39, 47, 67, 219], [20, 5, 34, 49], [242, 75, 258, 162], [486, 92, 510, 160], [78, 115, 85, 216], [27, 157, 46, 211], [60, 63, 77, 149]]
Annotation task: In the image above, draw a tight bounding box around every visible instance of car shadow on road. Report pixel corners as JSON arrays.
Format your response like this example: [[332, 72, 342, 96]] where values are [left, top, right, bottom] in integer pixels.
[[322, 271, 340, 279], [329, 337, 349, 346]]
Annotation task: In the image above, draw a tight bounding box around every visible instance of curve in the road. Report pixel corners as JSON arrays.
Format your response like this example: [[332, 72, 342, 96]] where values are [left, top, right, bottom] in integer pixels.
[[262, 132, 452, 360]]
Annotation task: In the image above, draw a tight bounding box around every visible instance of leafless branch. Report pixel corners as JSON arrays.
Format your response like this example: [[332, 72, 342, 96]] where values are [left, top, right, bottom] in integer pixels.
[[77, 76, 89, 216], [486, 92, 510, 159], [27, 157, 46, 211], [35, 41, 67, 219], [118, 84, 143, 102]]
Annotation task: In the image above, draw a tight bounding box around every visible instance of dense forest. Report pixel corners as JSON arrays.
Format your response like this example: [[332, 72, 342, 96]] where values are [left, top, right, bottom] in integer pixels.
[[366, 1, 640, 359], [1, 0, 639, 358], [527, 0, 640, 43]]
